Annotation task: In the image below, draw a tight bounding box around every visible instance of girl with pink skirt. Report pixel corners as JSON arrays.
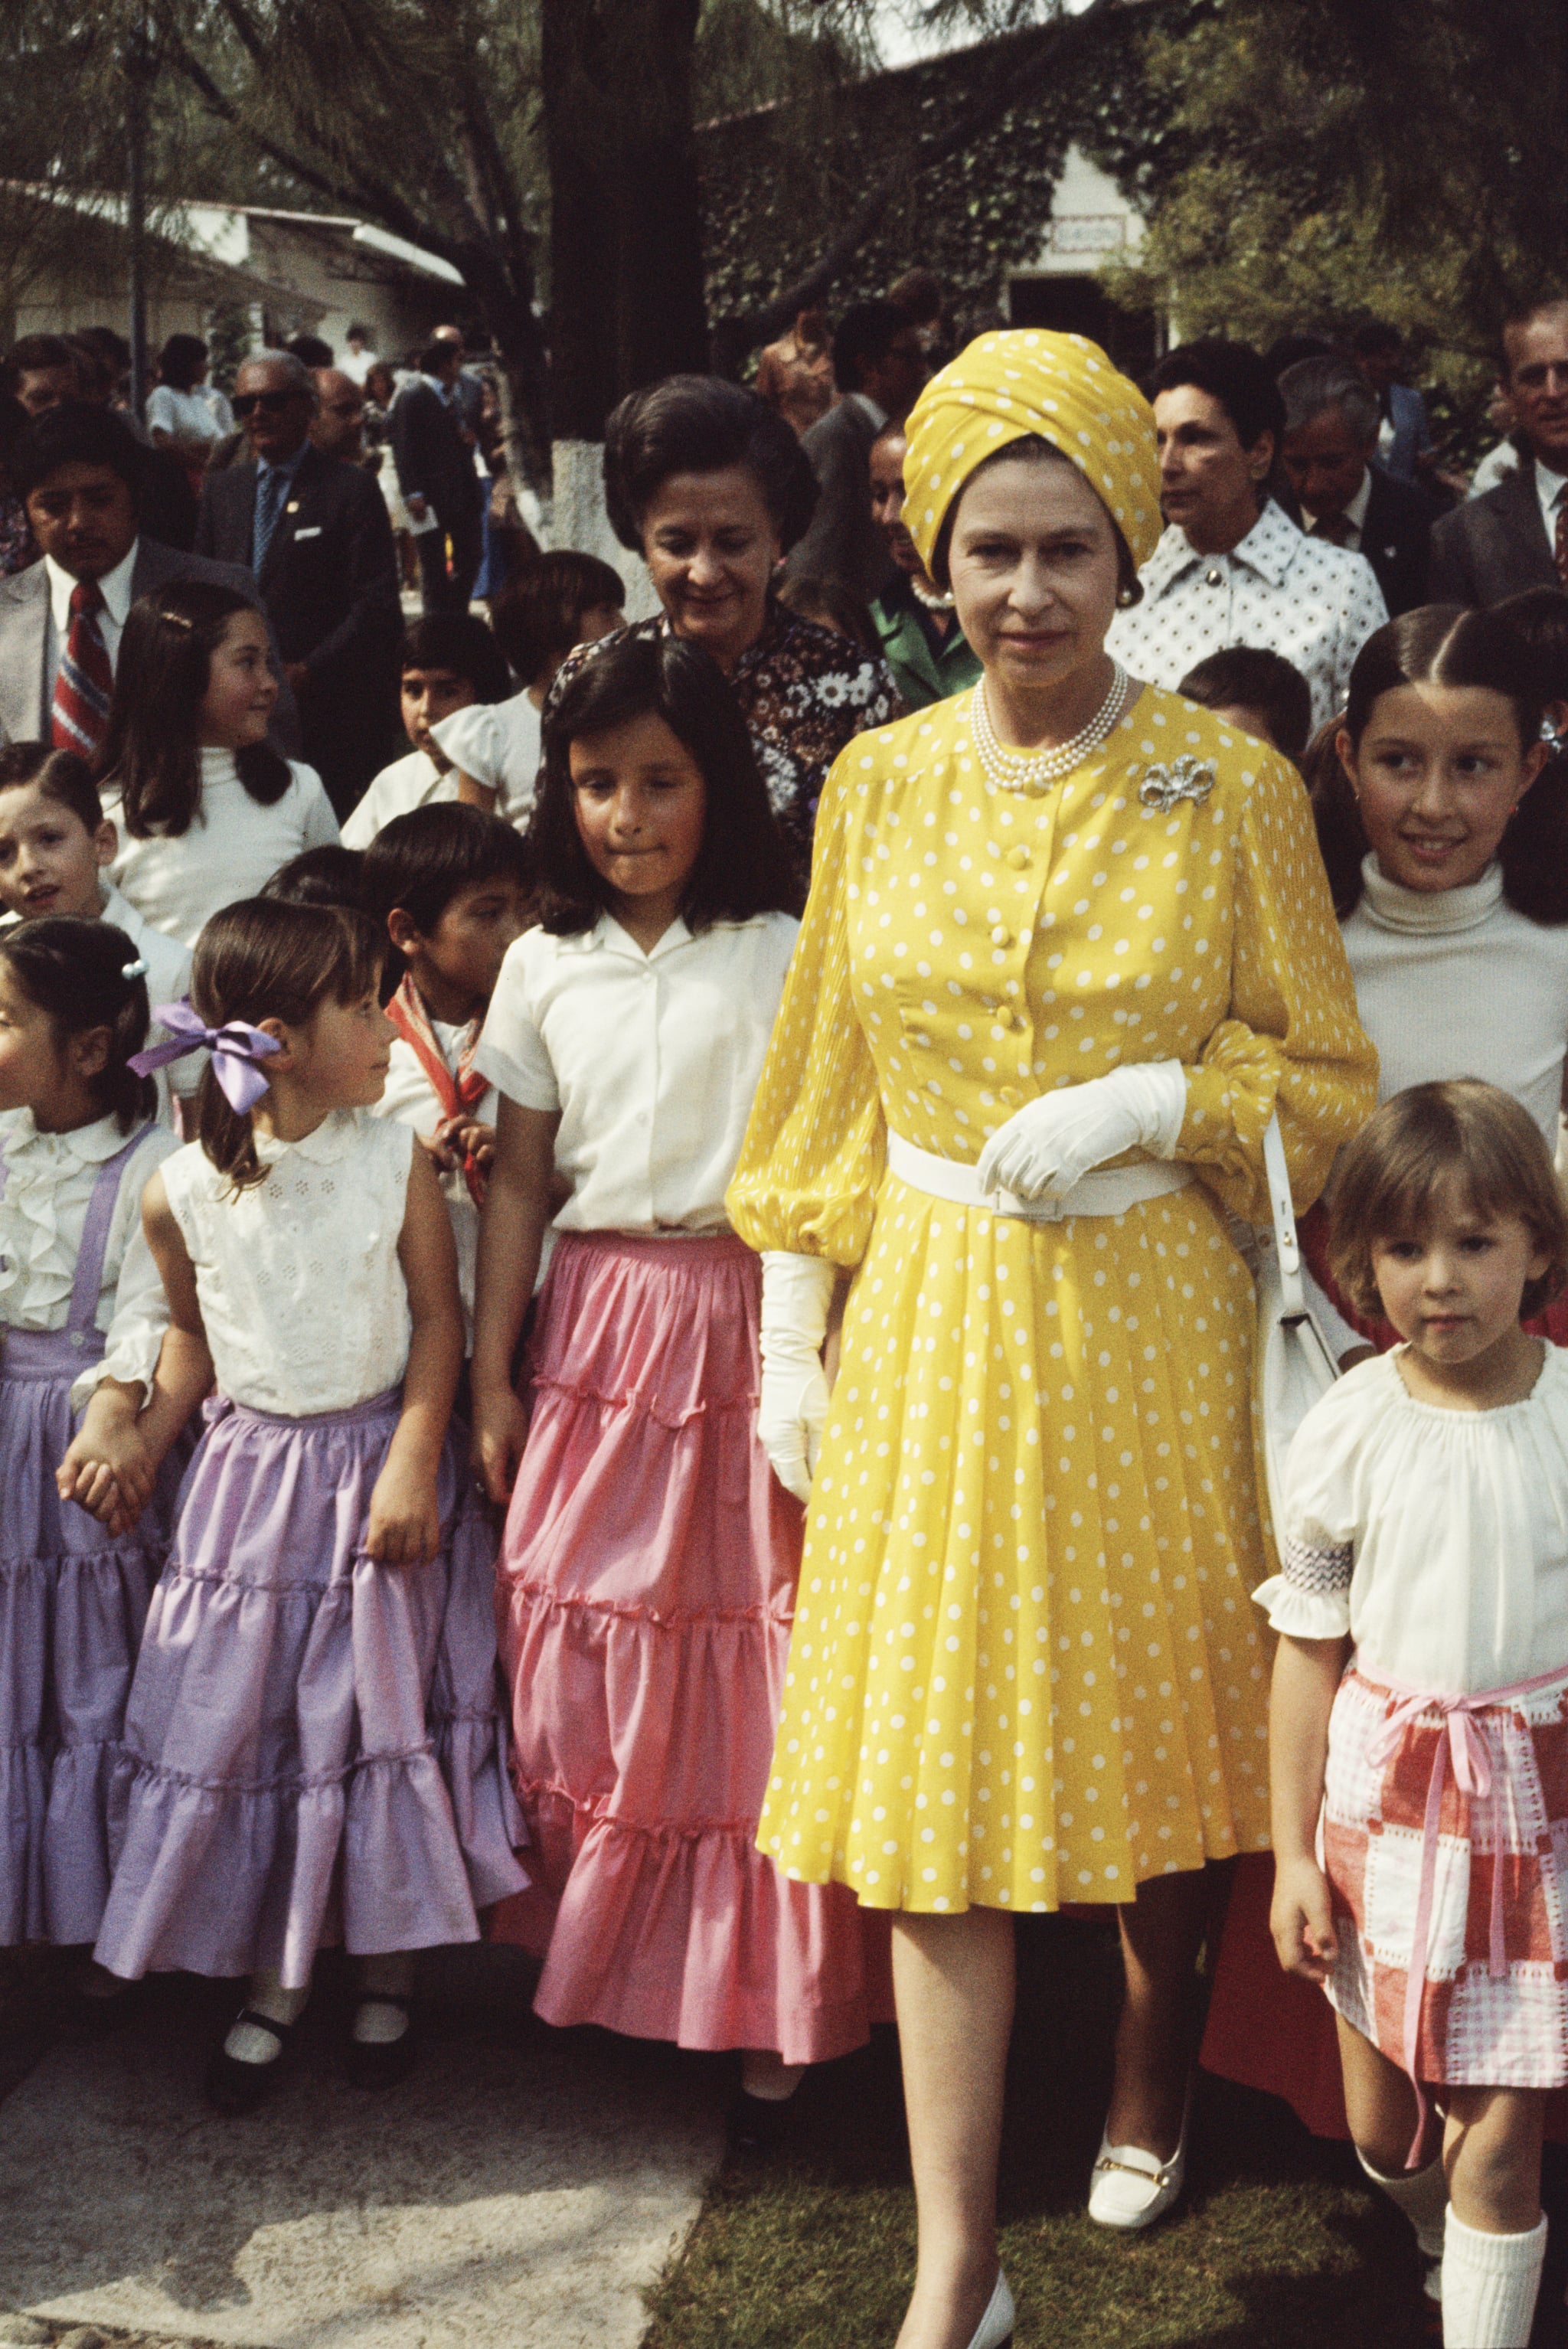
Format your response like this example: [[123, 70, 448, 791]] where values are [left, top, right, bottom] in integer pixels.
[[0, 919, 182, 1959], [471, 632, 886, 2117], [76, 897, 526, 2109]]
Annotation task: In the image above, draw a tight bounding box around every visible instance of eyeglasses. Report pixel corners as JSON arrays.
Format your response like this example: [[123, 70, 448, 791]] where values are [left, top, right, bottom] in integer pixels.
[[232, 389, 303, 417]]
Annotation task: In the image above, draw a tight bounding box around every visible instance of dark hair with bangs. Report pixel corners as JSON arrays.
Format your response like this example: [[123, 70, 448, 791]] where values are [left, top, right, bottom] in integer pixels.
[[603, 375, 818, 556], [531, 633, 799, 936], [490, 550, 625, 687], [260, 844, 370, 914], [1327, 1080, 1568, 1322], [400, 613, 511, 704], [362, 802, 531, 962], [0, 742, 104, 835], [100, 580, 289, 836], [1178, 646, 1312, 764], [0, 916, 155, 1132], [931, 435, 1141, 602], [190, 897, 384, 1194], [1311, 605, 1568, 921]]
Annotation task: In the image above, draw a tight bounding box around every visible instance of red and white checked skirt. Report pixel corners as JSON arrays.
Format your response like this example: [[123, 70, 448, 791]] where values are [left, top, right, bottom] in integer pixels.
[[1321, 1665, 1568, 2089]]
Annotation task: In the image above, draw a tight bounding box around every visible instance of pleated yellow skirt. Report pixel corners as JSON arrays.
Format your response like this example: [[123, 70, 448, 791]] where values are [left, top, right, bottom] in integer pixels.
[[758, 1171, 1275, 1912]]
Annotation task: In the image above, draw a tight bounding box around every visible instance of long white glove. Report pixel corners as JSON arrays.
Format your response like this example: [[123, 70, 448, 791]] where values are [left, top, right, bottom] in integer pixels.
[[975, 1060, 1188, 1203], [757, 1251, 838, 1504]]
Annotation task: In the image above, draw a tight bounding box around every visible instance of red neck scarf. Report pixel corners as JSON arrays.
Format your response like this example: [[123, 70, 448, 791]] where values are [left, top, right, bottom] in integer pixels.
[[386, 974, 488, 1204]]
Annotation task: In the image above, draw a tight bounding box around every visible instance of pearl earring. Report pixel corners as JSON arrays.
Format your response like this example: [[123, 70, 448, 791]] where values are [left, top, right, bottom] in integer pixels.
[[1116, 585, 1136, 608]]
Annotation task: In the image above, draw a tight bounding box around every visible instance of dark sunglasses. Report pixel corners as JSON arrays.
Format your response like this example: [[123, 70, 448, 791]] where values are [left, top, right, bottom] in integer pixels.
[[232, 389, 302, 417]]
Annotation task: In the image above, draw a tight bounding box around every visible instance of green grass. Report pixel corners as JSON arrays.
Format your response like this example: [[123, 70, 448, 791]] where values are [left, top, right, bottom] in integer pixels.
[[646, 1916, 1568, 2349]]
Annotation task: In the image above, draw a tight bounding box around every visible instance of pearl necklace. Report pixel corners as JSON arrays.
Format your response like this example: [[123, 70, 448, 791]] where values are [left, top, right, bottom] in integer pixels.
[[910, 575, 956, 613], [970, 664, 1130, 795]]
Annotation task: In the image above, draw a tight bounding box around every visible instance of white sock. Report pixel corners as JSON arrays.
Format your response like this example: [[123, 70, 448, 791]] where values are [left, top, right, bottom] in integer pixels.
[[1356, 2143, 1449, 2261], [740, 2051, 805, 2102], [1442, 2209, 1547, 2349], [224, 1967, 309, 2066], [354, 1952, 415, 2044]]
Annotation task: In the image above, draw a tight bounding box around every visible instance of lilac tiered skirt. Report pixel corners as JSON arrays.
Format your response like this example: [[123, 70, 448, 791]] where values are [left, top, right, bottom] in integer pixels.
[[0, 1330, 185, 1947], [493, 1233, 889, 2065], [95, 1387, 528, 1988]]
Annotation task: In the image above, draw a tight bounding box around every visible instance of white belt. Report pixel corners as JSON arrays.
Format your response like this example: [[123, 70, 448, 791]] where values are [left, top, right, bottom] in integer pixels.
[[885, 1132, 1194, 1222]]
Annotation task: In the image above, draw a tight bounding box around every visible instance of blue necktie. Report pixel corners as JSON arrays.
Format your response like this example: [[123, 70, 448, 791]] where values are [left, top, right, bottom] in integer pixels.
[[253, 466, 288, 572]]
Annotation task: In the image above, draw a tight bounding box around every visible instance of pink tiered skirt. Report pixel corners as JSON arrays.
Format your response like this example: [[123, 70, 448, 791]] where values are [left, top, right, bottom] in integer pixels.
[[492, 1232, 888, 2065]]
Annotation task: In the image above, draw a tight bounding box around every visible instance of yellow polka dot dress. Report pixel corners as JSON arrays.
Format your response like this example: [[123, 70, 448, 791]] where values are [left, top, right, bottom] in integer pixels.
[[727, 685, 1376, 1913]]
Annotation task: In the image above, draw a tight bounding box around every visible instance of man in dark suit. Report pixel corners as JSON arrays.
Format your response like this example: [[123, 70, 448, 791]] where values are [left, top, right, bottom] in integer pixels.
[[390, 342, 483, 614], [785, 302, 928, 603], [196, 349, 400, 815], [0, 402, 296, 753], [1278, 356, 1430, 618], [1430, 296, 1568, 608]]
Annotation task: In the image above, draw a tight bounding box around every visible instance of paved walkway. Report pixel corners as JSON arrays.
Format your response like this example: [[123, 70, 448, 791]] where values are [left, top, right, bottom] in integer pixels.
[[0, 1947, 724, 2348]]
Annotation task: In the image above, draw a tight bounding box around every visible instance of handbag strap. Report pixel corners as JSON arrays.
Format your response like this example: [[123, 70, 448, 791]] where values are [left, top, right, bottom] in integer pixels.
[[1262, 1110, 1306, 1318]]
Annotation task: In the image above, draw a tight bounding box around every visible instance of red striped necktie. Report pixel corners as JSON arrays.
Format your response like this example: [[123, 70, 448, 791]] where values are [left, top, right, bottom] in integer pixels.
[[51, 579, 114, 758]]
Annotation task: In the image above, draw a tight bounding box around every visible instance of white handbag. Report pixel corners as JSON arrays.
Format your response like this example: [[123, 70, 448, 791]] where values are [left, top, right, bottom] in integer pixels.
[[1253, 1111, 1341, 1528]]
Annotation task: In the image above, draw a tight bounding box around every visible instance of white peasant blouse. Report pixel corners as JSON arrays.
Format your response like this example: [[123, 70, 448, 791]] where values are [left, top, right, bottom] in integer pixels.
[[1256, 1344, 1568, 1694], [148, 1110, 415, 1417], [0, 1112, 177, 1410]]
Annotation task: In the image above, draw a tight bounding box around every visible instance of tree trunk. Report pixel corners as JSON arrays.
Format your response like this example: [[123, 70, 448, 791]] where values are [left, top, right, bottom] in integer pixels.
[[541, 0, 707, 441]]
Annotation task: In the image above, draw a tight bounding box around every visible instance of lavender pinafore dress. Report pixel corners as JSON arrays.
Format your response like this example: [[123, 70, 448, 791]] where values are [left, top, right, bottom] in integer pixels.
[[0, 1129, 181, 1946]]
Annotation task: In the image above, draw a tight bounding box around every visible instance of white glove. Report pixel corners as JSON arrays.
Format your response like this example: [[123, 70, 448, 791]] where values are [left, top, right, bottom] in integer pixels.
[[975, 1060, 1188, 1204], [757, 1251, 838, 1503]]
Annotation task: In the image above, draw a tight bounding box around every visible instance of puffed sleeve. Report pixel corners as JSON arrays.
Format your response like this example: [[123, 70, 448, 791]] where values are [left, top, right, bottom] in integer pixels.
[[726, 756, 886, 1268], [75, 1127, 180, 1410], [1176, 749, 1377, 1225], [472, 936, 559, 1113], [1251, 1371, 1371, 1639]]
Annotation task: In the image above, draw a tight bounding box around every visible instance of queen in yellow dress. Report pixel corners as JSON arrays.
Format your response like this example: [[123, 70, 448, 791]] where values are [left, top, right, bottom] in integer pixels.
[[727, 332, 1376, 2349]]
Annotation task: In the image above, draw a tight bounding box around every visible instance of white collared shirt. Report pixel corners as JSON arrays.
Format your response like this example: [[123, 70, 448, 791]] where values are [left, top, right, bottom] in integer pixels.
[[1301, 465, 1373, 553], [475, 910, 799, 1236], [340, 748, 454, 848], [430, 692, 542, 830], [1536, 456, 1568, 545], [43, 541, 139, 707], [1106, 497, 1389, 730], [0, 1110, 176, 1409]]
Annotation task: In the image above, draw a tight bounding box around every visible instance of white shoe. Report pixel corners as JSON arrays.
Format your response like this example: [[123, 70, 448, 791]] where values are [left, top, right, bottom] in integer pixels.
[[965, 2272, 1014, 2349], [1087, 2110, 1188, 2231]]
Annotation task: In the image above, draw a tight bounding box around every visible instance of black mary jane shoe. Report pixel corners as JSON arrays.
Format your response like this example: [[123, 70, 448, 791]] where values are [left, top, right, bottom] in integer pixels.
[[344, 1993, 417, 2092], [727, 2086, 794, 2160], [204, 2007, 296, 2116]]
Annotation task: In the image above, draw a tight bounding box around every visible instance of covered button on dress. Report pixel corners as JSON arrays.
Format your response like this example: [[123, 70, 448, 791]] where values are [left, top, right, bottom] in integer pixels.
[[727, 686, 1376, 1914]]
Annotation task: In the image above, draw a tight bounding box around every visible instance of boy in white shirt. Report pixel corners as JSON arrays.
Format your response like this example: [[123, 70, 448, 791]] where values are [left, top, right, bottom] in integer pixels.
[[0, 744, 191, 1119], [340, 615, 512, 849], [361, 802, 531, 1344]]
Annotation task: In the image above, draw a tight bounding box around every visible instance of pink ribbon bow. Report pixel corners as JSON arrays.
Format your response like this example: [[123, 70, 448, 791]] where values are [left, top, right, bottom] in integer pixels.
[[1366, 1668, 1564, 2168], [128, 998, 282, 1113]]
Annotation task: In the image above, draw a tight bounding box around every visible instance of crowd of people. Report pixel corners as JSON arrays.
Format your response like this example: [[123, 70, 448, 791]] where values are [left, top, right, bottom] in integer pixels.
[[2, 276, 1568, 2349]]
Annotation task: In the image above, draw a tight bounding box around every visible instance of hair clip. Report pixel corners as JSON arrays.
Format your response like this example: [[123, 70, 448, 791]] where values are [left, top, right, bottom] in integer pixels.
[[162, 610, 196, 632], [121, 956, 149, 982]]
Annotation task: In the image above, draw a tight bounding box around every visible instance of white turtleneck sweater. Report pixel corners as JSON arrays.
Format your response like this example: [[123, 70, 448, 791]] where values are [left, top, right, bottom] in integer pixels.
[[1340, 854, 1568, 1149], [102, 749, 340, 950]]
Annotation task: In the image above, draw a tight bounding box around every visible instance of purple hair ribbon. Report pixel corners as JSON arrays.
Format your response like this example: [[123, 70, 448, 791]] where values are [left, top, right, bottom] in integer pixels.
[[128, 999, 282, 1113]]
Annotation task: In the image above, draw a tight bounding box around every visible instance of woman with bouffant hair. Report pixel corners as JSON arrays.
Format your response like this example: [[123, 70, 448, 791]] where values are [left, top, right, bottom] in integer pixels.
[[1263, 1082, 1568, 2347], [81, 896, 526, 2114]]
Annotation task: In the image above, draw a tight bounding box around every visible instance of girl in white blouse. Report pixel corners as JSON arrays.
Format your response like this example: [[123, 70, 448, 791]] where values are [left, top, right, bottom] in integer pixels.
[[0, 920, 179, 1961], [99, 581, 340, 952], [75, 897, 525, 2112], [471, 633, 883, 2119], [1265, 1083, 1568, 2349]]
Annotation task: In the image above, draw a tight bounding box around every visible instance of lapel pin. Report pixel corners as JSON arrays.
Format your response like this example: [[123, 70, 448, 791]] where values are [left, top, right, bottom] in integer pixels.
[[286, 501, 300, 515]]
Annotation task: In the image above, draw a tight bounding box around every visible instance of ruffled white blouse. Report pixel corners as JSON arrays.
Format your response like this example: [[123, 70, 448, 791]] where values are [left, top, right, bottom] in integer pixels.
[[151, 1110, 415, 1417], [0, 1112, 176, 1409], [1256, 1344, 1568, 1693], [430, 693, 541, 829]]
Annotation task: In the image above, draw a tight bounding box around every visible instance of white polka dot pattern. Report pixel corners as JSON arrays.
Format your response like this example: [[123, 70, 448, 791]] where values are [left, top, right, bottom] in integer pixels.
[[727, 681, 1376, 1914], [1106, 500, 1390, 732]]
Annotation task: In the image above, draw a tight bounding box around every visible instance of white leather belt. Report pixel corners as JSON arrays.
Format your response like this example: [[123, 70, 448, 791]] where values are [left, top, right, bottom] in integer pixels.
[[885, 1132, 1194, 1222]]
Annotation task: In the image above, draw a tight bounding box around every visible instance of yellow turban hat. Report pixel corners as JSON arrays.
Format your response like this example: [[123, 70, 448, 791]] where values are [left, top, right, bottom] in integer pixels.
[[902, 328, 1162, 577]]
